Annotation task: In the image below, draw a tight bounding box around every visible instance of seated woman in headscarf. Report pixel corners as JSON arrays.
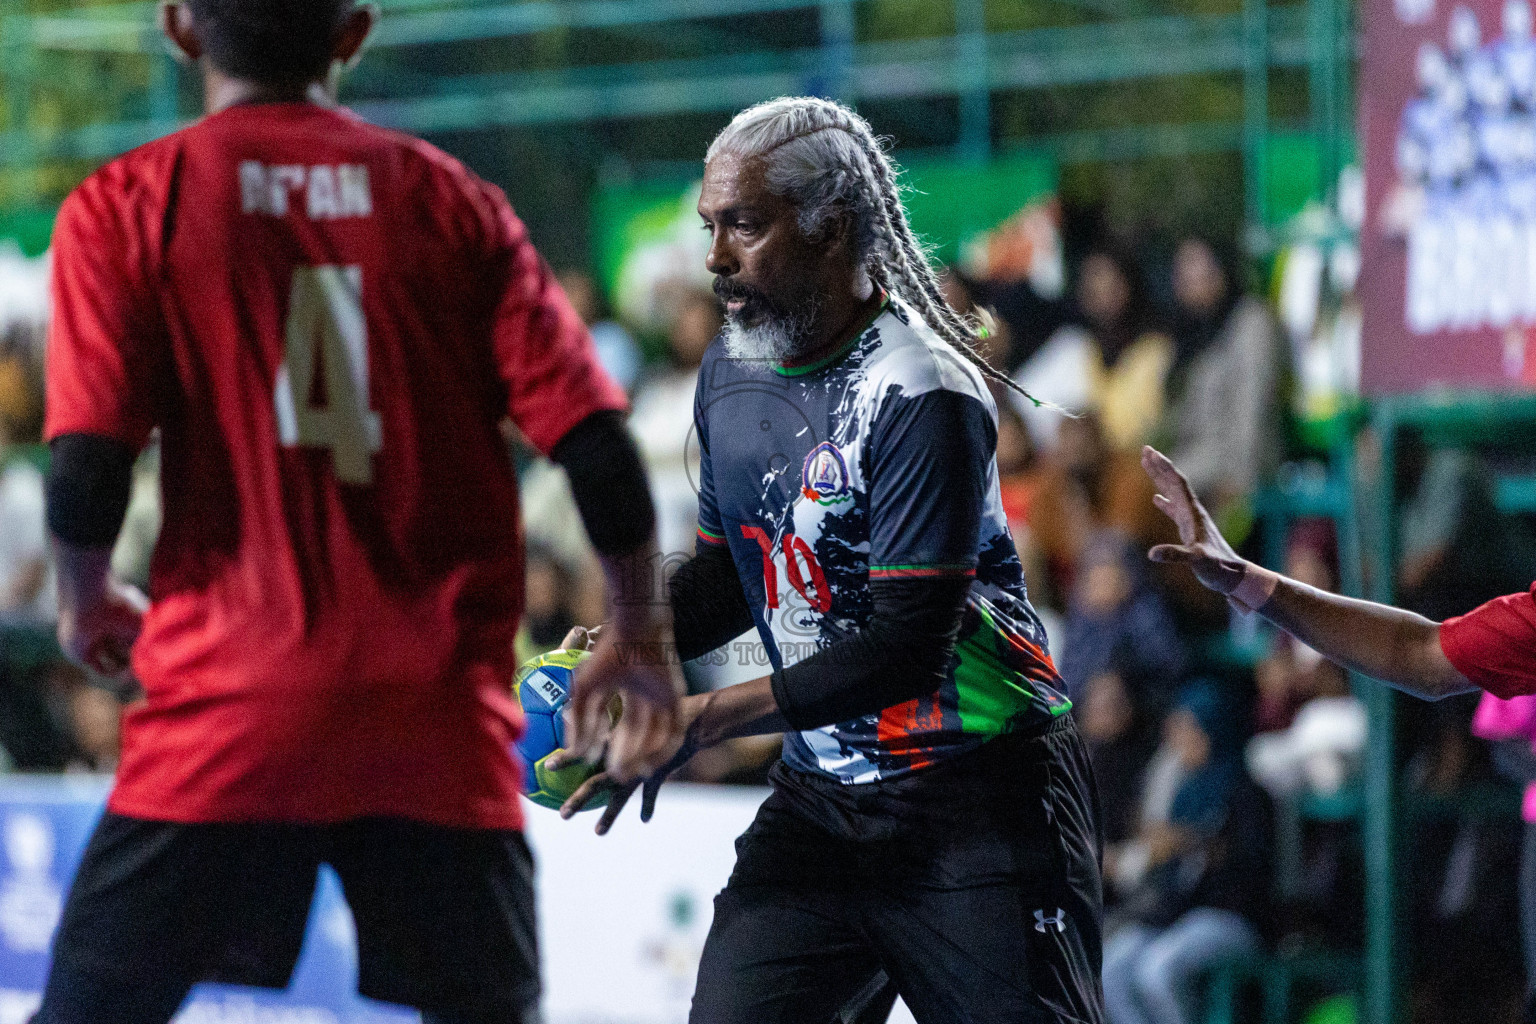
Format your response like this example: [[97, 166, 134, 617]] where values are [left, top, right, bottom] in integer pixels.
[[1012, 243, 1173, 453], [1058, 530, 1186, 710], [1101, 682, 1272, 1024], [1163, 235, 1284, 510]]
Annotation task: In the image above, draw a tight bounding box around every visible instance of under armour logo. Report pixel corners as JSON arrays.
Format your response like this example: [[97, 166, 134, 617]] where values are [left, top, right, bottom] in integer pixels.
[[1034, 908, 1067, 933]]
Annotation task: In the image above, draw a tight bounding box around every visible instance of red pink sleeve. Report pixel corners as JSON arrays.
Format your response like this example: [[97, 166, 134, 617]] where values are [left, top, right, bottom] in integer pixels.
[[45, 180, 165, 450], [1440, 585, 1536, 699]]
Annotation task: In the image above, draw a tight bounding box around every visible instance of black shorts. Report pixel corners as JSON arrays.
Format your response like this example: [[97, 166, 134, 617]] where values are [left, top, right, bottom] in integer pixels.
[[691, 716, 1106, 1024], [35, 813, 539, 1023]]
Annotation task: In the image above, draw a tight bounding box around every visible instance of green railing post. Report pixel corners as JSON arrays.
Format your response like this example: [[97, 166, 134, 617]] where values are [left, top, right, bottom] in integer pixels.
[[1335, 0, 1355, 163], [1242, 0, 1268, 229], [1, 7, 38, 207], [1334, 430, 1363, 601], [955, 0, 989, 161], [1360, 403, 1399, 1024], [818, 0, 854, 103], [148, 41, 179, 128], [1308, 0, 1341, 200]]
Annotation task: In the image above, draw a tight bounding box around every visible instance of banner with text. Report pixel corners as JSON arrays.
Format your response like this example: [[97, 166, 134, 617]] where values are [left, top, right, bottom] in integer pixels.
[[1361, 0, 1536, 390]]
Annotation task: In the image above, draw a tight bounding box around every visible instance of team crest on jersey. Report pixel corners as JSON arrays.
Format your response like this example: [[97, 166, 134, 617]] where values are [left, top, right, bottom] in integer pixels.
[[801, 442, 852, 505]]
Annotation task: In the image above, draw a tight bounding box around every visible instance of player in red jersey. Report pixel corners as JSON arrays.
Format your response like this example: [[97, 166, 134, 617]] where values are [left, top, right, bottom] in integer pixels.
[[35, 2, 681, 1022], [1141, 445, 1523, 698]]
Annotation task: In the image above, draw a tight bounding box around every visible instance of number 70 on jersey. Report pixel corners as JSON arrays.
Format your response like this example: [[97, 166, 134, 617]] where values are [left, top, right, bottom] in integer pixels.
[[274, 265, 382, 485]]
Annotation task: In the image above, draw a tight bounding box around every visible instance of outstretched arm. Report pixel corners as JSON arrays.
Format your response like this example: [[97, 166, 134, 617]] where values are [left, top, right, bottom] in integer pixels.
[[1141, 446, 1476, 701]]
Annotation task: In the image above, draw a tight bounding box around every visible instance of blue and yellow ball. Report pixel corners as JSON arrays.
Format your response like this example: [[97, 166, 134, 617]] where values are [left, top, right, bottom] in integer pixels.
[[513, 648, 607, 811]]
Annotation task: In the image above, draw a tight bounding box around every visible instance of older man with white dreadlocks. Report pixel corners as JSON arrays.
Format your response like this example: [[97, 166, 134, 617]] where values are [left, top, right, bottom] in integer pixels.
[[559, 96, 1106, 1024]]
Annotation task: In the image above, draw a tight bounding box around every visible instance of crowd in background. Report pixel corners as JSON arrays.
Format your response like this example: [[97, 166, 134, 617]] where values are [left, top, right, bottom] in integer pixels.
[[1, 204, 1535, 1021]]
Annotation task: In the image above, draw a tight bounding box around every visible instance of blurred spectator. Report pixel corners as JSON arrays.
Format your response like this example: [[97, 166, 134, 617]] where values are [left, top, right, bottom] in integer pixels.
[[938, 269, 1001, 370], [1246, 675, 1364, 801], [1474, 694, 1536, 1021], [996, 404, 1041, 533], [0, 322, 44, 443], [0, 650, 79, 771], [0, 249, 48, 360], [1252, 519, 1346, 734], [1163, 236, 1284, 508], [1026, 412, 1177, 607], [1396, 440, 1536, 622], [1103, 683, 1268, 1024], [0, 350, 51, 622], [1079, 670, 1158, 853], [1246, 523, 1364, 802], [987, 285, 1070, 373], [994, 405, 1055, 613], [524, 547, 576, 653], [0, 318, 79, 774], [0, 462, 47, 619], [969, 272, 1070, 375], [516, 431, 610, 663], [952, 197, 1071, 372], [518, 447, 596, 587], [559, 269, 643, 393], [1012, 244, 1172, 452], [1058, 531, 1185, 711], [109, 443, 163, 592], [65, 681, 122, 773], [630, 288, 721, 558], [1405, 700, 1525, 1022]]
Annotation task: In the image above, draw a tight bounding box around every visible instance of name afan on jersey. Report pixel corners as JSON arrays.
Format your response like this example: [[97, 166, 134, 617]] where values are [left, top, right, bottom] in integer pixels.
[[240, 161, 372, 220]]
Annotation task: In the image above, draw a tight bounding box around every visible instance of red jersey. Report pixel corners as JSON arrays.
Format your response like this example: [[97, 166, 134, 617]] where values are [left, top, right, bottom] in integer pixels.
[[1440, 583, 1536, 699], [45, 102, 625, 829]]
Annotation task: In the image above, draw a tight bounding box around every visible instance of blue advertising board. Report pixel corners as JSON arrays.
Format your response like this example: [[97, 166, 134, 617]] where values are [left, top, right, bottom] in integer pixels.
[[0, 776, 419, 1024]]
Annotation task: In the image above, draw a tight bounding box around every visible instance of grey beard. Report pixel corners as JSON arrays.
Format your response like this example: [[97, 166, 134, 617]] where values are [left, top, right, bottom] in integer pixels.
[[719, 297, 824, 365]]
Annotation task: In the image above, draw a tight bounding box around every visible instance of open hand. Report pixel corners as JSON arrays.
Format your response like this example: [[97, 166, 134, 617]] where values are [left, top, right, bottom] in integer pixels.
[[1141, 446, 1248, 602], [562, 617, 685, 784], [556, 693, 705, 835]]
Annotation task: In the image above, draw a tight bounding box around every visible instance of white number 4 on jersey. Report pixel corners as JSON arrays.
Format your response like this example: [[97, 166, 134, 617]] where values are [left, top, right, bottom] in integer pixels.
[[274, 265, 381, 485]]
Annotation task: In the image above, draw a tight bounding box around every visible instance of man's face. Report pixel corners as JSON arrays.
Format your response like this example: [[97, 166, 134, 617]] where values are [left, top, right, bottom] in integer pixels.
[[698, 154, 827, 359]]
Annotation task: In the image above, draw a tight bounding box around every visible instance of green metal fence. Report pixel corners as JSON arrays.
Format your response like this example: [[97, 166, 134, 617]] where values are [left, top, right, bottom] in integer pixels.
[[1, 0, 1352, 228]]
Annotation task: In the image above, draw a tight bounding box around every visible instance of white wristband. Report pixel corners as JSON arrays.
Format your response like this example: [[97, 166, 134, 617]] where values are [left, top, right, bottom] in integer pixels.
[[1230, 562, 1280, 612]]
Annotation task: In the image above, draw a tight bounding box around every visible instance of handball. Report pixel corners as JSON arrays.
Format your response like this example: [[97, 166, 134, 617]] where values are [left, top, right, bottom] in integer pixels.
[[513, 648, 608, 811]]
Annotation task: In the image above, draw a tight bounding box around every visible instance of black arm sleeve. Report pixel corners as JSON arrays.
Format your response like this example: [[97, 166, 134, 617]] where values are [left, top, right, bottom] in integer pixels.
[[549, 410, 657, 557], [667, 543, 755, 662], [769, 574, 973, 731], [46, 433, 135, 547]]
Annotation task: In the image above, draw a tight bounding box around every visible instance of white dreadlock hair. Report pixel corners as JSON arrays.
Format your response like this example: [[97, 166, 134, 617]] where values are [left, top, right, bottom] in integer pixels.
[[706, 96, 1043, 406]]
